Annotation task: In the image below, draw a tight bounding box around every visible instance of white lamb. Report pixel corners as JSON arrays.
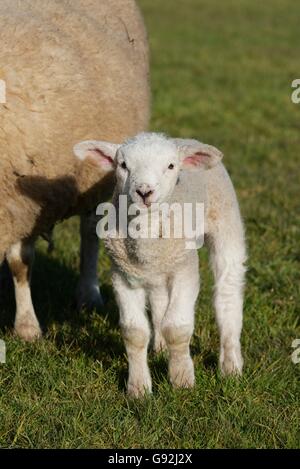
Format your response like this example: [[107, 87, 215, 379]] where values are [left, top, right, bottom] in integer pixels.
[[74, 133, 247, 398]]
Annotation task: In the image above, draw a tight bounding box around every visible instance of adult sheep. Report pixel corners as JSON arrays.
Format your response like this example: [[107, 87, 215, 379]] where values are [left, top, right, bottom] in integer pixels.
[[0, 0, 150, 341]]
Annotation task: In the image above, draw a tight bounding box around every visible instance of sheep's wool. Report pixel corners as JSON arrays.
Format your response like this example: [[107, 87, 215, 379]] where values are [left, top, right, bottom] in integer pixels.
[[0, 0, 150, 262], [105, 169, 207, 287]]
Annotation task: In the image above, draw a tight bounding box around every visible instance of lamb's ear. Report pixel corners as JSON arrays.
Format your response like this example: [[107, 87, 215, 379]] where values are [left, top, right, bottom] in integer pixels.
[[73, 140, 120, 170], [173, 138, 223, 170]]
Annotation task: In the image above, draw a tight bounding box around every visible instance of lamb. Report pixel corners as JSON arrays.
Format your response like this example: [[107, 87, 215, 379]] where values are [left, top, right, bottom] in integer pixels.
[[73, 132, 247, 398], [0, 0, 150, 341]]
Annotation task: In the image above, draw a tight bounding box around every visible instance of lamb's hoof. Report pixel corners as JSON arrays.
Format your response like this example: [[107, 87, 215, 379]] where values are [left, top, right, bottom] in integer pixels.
[[169, 357, 195, 389], [76, 284, 104, 312], [220, 346, 243, 376], [15, 318, 42, 342], [127, 375, 152, 399], [153, 335, 168, 354]]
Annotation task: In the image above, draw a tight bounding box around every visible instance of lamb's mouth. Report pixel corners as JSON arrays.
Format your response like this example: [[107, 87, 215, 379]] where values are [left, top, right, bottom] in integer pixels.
[[136, 200, 152, 209], [133, 197, 156, 209]]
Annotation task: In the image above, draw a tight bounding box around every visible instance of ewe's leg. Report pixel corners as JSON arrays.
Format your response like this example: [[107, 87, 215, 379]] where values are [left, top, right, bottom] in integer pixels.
[[6, 240, 42, 342], [113, 273, 151, 398], [162, 254, 199, 388], [76, 211, 104, 311], [148, 285, 169, 353], [208, 208, 247, 375]]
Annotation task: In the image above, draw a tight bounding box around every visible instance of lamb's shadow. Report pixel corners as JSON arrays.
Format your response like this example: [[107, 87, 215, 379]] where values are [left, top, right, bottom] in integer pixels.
[[0, 248, 125, 371], [202, 350, 218, 371]]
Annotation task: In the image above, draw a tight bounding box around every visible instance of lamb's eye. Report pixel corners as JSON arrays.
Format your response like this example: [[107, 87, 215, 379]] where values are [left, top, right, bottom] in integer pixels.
[[168, 163, 174, 170], [121, 161, 127, 170]]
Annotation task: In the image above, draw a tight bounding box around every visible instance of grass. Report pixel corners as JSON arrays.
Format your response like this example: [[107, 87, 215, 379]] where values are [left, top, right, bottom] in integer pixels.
[[0, 0, 299, 448]]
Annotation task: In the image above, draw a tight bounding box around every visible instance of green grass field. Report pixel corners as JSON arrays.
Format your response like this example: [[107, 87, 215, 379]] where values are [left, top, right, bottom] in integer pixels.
[[0, 0, 299, 448]]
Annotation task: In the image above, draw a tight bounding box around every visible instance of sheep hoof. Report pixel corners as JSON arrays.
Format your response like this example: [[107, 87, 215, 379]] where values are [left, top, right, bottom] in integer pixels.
[[220, 354, 243, 376], [15, 318, 42, 342], [169, 357, 195, 389], [76, 284, 104, 312], [127, 376, 152, 399]]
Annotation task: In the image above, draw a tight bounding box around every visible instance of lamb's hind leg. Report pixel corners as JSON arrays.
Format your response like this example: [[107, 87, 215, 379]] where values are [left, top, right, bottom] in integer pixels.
[[161, 254, 200, 388], [6, 240, 42, 342], [208, 207, 247, 375]]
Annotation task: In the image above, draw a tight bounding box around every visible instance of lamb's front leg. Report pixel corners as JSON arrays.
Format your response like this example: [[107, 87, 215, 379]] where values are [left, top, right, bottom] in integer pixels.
[[6, 240, 42, 341], [149, 284, 169, 353], [162, 254, 200, 388], [113, 272, 151, 398]]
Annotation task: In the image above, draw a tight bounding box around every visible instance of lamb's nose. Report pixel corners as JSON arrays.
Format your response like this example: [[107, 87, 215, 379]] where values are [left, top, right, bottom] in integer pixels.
[[136, 189, 153, 201]]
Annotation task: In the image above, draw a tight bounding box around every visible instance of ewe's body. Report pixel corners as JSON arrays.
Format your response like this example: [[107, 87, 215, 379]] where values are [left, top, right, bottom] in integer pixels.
[[0, 0, 149, 340], [74, 133, 247, 398]]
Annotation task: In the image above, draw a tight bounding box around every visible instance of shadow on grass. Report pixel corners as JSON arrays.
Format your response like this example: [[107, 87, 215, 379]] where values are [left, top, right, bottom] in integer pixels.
[[191, 336, 218, 371], [0, 250, 124, 371], [202, 351, 218, 371]]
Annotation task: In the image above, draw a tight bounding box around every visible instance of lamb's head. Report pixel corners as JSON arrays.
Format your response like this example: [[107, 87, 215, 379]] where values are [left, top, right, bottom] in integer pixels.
[[73, 133, 223, 209]]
